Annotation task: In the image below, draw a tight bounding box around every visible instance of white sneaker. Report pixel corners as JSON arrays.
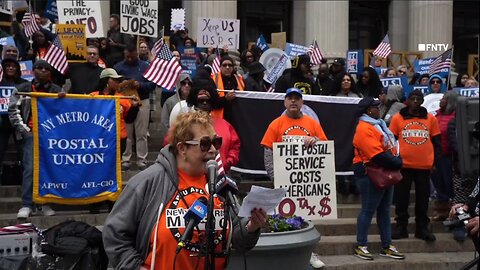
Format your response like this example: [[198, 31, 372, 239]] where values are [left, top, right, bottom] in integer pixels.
[[310, 252, 326, 269], [17, 207, 32, 219], [40, 205, 56, 216]]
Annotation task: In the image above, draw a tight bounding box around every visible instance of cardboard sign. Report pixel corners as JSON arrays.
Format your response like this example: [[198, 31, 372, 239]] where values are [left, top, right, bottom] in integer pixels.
[[273, 141, 338, 220], [197, 17, 240, 49], [346, 50, 364, 75], [56, 24, 86, 63], [57, 0, 109, 38], [271, 32, 286, 49], [120, 0, 158, 37]]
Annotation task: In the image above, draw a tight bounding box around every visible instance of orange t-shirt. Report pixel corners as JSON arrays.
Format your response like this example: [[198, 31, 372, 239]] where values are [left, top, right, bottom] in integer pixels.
[[90, 91, 131, 139], [389, 113, 440, 169], [143, 170, 228, 270], [353, 121, 393, 164], [261, 114, 328, 148]]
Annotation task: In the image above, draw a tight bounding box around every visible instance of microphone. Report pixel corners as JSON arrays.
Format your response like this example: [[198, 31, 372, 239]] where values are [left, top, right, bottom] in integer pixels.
[[206, 160, 218, 193], [216, 174, 239, 214], [176, 197, 208, 253]]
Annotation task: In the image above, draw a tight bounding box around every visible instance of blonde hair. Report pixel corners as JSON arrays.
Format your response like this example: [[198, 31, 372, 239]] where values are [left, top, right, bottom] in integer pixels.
[[168, 111, 214, 154]]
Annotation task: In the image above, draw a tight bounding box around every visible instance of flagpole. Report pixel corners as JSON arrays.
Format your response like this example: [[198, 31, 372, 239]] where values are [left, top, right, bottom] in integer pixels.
[[446, 45, 454, 90]]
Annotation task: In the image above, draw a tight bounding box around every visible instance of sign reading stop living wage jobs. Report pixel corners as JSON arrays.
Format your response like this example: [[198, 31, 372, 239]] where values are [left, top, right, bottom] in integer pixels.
[[120, 0, 158, 38], [32, 95, 122, 205], [57, 0, 109, 38], [273, 141, 338, 220], [56, 24, 87, 63], [197, 17, 240, 50]]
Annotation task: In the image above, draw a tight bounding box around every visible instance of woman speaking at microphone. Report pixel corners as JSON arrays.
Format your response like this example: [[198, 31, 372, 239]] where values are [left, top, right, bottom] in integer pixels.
[[103, 110, 267, 270]]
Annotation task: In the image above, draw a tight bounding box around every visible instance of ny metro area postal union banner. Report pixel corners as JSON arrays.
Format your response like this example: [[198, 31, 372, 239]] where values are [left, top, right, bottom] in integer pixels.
[[31, 94, 122, 204]]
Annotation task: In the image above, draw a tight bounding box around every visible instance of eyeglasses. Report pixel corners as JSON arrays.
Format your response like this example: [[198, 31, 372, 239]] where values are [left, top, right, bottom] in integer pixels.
[[431, 80, 442, 84], [398, 70, 406, 74], [35, 67, 50, 71], [87, 52, 98, 55], [222, 64, 233, 67], [409, 96, 423, 101], [184, 136, 222, 152], [181, 81, 191, 86]]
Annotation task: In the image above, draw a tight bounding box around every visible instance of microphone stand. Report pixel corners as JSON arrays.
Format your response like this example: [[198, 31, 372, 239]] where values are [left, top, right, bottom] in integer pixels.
[[205, 170, 217, 270]]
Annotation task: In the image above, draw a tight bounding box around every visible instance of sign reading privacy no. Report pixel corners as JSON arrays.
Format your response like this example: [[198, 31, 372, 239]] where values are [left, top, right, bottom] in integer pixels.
[[196, 17, 240, 50]]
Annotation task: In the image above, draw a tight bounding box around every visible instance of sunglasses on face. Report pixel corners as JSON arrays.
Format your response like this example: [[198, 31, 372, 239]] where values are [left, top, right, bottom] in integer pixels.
[[184, 136, 222, 152], [35, 67, 50, 71], [431, 80, 441, 84], [398, 70, 406, 74], [222, 63, 233, 67], [181, 81, 191, 86]]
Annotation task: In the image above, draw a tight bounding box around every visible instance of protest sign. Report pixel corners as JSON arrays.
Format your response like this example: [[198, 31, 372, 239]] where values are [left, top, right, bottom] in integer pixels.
[[57, 0, 109, 38], [32, 94, 122, 204], [346, 50, 364, 75], [171, 8, 185, 31], [179, 47, 198, 78], [0, 86, 15, 115], [454, 87, 479, 97], [406, 85, 429, 97], [0, 36, 15, 46], [256, 34, 269, 52], [196, 17, 240, 49], [422, 93, 443, 116], [11, 1, 27, 12], [0, 0, 12, 15], [120, 0, 158, 37], [414, 58, 449, 77], [271, 32, 286, 50], [381, 76, 413, 98], [20, 61, 34, 81], [56, 24, 86, 63], [265, 52, 289, 85], [273, 141, 337, 220], [374, 67, 388, 76], [284, 43, 308, 58], [44, 0, 58, 22]]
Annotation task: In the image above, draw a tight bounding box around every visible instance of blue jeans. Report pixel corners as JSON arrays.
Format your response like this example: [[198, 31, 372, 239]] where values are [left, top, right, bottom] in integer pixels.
[[21, 134, 33, 208], [356, 173, 394, 247], [430, 155, 453, 201]]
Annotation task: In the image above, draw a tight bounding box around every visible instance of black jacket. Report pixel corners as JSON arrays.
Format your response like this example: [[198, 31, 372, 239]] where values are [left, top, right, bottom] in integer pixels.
[[68, 63, 104, 94], [275, 68, 319, 95]]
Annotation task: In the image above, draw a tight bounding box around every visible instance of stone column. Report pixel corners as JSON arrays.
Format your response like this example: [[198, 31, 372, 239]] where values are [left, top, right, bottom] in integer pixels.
[[183, 0, 237, 40], [305, 1, 349, 58], [292, 0, 306, 45], [389, 0, 409, 52], [408, 0, 453, 58]]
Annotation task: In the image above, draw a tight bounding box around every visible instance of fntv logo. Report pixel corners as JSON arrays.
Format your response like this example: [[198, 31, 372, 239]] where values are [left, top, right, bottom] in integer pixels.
[[417, 43, 450, 52]]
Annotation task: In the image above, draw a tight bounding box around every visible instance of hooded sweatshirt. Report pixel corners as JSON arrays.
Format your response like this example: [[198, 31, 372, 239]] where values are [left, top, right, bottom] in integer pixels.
[[427, 74, 444, 94], [103, 145, 260, 270]]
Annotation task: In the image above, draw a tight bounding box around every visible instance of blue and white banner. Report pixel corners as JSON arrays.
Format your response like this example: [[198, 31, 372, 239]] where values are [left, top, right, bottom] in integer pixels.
[[265, 53, 289, 85], [284, 43, 308, 58], [453, 87, 479, 97], [346, 50, 363, 75], [380, 76, 412, 98], [256, 34, 269, 52], [0, 36, 15, 46], [20, 61, 34, 81], [179, 47, 198, 78], [44, 0, 58, 22], [0, 86, 15, 115], [32, 94, 122, 204], [407, 85, 430, 97], [414, 58, 449, 77]]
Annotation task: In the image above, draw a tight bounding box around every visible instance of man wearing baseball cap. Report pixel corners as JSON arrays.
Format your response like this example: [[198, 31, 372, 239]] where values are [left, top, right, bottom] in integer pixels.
[[261, 87, 328, 268], [8, 59, 64, 218]]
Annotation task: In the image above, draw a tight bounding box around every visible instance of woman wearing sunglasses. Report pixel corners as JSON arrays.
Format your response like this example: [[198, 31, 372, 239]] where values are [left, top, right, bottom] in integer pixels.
[[103, 110, 266, 270]]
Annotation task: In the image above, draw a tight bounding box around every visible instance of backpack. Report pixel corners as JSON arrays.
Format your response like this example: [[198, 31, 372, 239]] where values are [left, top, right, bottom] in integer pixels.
[[36, 220, 108, 270]]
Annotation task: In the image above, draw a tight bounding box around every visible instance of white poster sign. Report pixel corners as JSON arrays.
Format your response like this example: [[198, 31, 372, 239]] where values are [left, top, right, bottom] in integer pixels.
[[196, 17, 240, 50], [120, 0, 158, 37], [57, 0, 109, 38], [273, 141, 337, 220], [0, 0, 12, 15], [170, 8, 185, 31]]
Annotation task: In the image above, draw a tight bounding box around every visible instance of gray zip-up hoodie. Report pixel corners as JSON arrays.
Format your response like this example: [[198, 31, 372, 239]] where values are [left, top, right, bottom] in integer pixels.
[[103, 145, 260, 270]]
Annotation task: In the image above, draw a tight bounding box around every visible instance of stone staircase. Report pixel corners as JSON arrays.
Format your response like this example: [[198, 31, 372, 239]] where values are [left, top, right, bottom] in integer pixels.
[[0, 93, 477, 269]]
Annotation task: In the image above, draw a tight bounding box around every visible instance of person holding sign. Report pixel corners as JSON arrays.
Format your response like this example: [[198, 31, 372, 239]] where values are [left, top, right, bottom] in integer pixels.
[[352, 97, 405, 260], [8, 60, 65, 218], [103, 110, 265, 270], [211, 56, 245, 118], [260, 87, 327, 269]]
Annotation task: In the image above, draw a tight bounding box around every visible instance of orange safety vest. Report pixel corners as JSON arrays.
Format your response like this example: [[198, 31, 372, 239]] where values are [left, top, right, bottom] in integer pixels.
[[211, 73, 244, 118]]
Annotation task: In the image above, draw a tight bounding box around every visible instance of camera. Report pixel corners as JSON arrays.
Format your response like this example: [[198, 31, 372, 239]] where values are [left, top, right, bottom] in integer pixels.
[[443, 206, 472, 228]]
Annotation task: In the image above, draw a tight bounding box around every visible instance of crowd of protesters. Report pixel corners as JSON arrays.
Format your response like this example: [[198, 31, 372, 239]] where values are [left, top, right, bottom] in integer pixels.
[[0, 10, 479, 268]]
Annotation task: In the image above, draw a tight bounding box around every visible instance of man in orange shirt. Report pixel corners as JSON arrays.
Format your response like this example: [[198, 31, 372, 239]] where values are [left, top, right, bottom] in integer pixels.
[[389, 90, 441, 242], [260, 87, 327, 269]]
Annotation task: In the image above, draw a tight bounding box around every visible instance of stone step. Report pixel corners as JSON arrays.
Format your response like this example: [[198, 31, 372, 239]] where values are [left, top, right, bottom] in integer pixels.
[[313, 218, 449, 236], [313, 233, 475, 256], [0, 198, 115, 214], [319, 252, 476, 270], [0, 211, 109, 229]]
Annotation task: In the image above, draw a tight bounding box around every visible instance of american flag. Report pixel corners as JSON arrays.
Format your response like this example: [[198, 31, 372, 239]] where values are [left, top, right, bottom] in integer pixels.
[[372, 34, 392, 59], [211, 48, 221, 74], [215, 153, 225, 175], [44, 35, 68, 74], [307, 40, 323, 65], [143, 43, 182, 90], [22, 6, 40, 38], [0, 64, 3, 82], [429, 48, 452, 76], [151, 28, 164, 56]]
